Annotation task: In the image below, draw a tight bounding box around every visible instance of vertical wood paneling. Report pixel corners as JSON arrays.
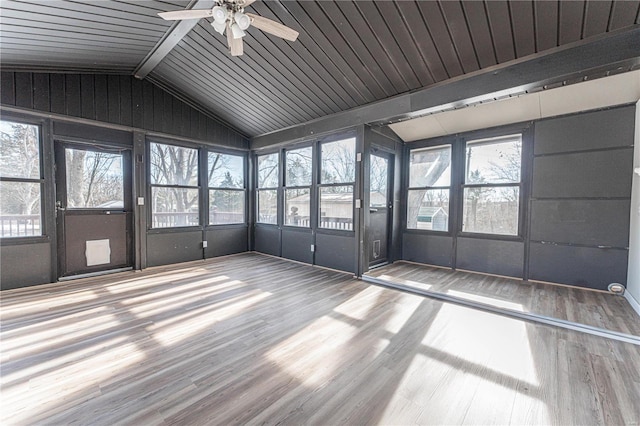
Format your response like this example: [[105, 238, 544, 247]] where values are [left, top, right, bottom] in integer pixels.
[[142, 80, 154, 131], [80, 74, 95, 120], [509, 1, 536, 57], [418, 1, 465, 76], [49, 74, 65, 115], [461, 1, 497, 69], [152, 85, 163, 132], [107, 75, 120, 124], [559, 1, 585, 44], [1, 72, 16, 106], [119, 75, 132, 127], [485, 0, 516, 63], [162, 90, 172, 134], [64, 74, 81, 117], [94, 75, 109, 123], [583, 1, 613, 38], [190, 108, 199, 140], [131, 77, 144, 129], [534, 1, 558, 51], [608, 0, 639, 30], [198, 111, 207, 141], [439, 1, 481, 73], [15, 72, 33, 110], [32, 73, 50, 112]]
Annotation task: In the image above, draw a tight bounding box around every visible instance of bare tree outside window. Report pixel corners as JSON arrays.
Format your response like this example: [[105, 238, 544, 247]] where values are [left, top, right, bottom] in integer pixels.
[[407, 145, 451, 230], [0, 120, 42, 237], [65, 149, 124, 208], [319, 138, 356, 230], [285, 146, 312, 227], [463, 135, 522, 235], [257, 152, 279, 224], [208, 152, 245, 225], [150, 142, 199, 228]]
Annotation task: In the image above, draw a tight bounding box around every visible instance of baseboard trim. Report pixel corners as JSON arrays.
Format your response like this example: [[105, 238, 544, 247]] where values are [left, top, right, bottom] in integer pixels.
[[624, 290, 640, 318]]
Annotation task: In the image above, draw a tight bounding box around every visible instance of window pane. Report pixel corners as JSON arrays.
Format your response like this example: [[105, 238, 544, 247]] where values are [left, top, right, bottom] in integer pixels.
[[407, 189, 449, 231], [151, 187, 199, 228], [0, 181, 41, 237], [463, 186, 519, 235], [370, 154, 388, 207], [319, 186, 353, 230], [209, 189, 244, 225], [257, 153, 279, 188], [409, 145, 451, 187], [208, 152, 244, 188], [0, 120, 40, 179], [257, 189, 278, 224], [466, 137, 521, 184], [65, 149, 124, 209], [285, 188, 310, 227], [321, 138, 356, 184], [150, 142, 198, 186], [286, 146, 312, 187]]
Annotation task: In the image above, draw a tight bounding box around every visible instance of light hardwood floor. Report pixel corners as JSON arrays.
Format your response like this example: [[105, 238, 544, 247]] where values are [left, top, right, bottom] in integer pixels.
[[365, 261, 640, 337], [1, 253, 639, 425]]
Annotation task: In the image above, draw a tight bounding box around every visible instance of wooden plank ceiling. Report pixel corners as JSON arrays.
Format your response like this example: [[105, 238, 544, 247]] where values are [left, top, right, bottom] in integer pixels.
[[1, 0, 639, 137]]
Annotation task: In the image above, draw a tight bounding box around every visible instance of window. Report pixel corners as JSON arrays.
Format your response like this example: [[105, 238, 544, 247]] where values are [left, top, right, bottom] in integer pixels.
[[256, 152, 279, 224], [0, 120, 42, 237], [149, 142, 199, 228], [462, 135, 522, 235], [208, 152, 245, 225], [319, 137, 356, 230], [284, 146, 312, 227], [407, 145, 451, 231], [65, 148, 124, 209]]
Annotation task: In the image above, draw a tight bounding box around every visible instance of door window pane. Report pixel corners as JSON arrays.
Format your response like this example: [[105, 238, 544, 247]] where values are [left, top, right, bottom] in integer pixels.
[[370, 155, 388, 207], [285, 188, 310, 227], [257, 153, 279, 188], [465, 137, 521, 184], [0, 181, 41, 237], [257, 190, 278, 224], [409, 145, 451, 188], [151, 187, 199, 228], [463, 187, 520, 235], [319, 186, 353, 230], [65, 149, 124, 209], [209, 189, 244, 224], [150, 143, 198, 186], [321, 138, 356, 184], [0, 121, 40, 179], [407, 189, 450, 231], [286, 147, 312, 187], [208, 153, 244, 188]]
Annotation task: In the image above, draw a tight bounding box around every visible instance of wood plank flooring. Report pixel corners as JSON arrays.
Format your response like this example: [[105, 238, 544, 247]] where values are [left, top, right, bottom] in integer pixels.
[[1, 253, 639, 425], [365, 261, 640, 337]]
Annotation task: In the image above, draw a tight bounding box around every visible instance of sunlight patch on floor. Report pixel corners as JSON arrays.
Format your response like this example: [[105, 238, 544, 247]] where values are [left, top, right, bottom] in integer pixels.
[[447, 289, 526, 312]]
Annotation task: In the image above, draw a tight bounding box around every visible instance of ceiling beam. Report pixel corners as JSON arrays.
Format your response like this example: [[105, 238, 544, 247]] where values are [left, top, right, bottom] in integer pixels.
[[251, 25, 640, 150], [134, 0, 215, 79]]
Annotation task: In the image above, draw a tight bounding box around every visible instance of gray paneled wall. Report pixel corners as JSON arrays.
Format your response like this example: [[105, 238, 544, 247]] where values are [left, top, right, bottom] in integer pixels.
[[0, 71, 248, 150], [529, 106, 634, 290]]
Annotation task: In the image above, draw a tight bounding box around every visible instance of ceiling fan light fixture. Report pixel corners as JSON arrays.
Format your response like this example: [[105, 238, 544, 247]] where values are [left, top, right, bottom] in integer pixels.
[[234, 12, 251, 30], [231, 23, 246, 39], [212, 5, 228, 24], [211, 20, 226, 35]]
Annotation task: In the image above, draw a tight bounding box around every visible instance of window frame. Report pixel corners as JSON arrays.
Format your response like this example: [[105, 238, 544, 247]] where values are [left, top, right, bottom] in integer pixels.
[[0, 117, 45, 240], [317, 136, 357, 233], [255, 150, 280, 226], [284, 144, 313, 229], [148, 140, 201, 230], [460, 133, 524, 238], [206, 149, 247, 227], [405, 143, 453, 234]]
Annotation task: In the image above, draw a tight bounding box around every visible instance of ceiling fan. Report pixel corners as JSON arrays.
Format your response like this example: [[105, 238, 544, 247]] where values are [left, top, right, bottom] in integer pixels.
[[158, 0, 299, 57]]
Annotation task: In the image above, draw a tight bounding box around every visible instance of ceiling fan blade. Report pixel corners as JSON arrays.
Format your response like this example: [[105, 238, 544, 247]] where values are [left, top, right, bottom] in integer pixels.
[[158, 9, 212, 20], [242, 0, 257, 7], [227, 23, 244, 56], [246, 13, 299, 41]]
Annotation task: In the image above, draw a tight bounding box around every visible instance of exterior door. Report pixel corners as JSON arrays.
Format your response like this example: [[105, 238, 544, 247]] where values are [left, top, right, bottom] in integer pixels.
[[368, 152, 392, 268], [55, 142, 133, 278]]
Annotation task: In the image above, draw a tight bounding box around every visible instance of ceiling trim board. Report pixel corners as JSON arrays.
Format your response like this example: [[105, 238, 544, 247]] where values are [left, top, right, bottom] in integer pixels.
[[134, 0, 214, 79], [251, 25, 640, 149]]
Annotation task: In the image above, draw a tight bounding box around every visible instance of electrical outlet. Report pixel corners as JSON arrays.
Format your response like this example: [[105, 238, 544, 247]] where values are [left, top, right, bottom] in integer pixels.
[[310, 244, 315, 252], [137, 197, 144, 205], [202, 241, 208, 248]]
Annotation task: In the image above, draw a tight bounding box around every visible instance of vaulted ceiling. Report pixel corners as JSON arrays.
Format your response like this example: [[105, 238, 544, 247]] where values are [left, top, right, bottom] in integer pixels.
[[1, 0, 639, 138]]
